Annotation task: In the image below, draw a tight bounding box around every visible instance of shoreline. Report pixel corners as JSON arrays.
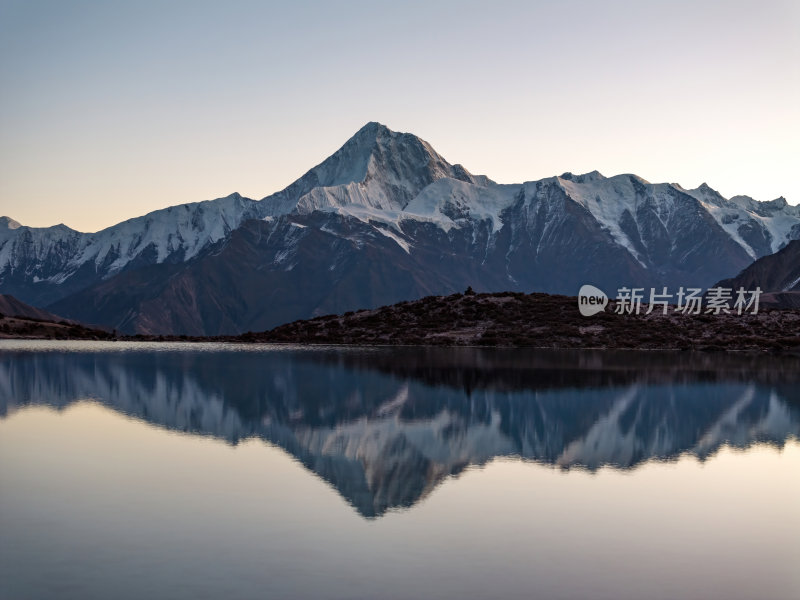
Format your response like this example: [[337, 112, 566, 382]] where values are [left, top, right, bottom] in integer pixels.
[[3, 291, 800, 354]]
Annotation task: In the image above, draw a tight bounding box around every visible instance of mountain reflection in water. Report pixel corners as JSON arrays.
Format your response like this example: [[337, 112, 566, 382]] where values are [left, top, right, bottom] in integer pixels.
[[1, 344, 798, 518]]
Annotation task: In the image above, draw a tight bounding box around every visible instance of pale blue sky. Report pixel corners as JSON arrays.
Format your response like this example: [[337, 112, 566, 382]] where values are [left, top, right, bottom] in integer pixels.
[[1, 0, 798, 232]]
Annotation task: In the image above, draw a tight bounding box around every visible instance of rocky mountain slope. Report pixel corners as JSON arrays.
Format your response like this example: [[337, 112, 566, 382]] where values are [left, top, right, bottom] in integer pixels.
[[2, 122, 799, 334], [715, 239, 800, 308], [0, 294, 111, 339], [0, 293, 71, 322]]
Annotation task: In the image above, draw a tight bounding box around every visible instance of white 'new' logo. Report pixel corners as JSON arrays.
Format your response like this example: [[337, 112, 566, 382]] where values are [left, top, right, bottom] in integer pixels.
[[578, 285, 608, 316]]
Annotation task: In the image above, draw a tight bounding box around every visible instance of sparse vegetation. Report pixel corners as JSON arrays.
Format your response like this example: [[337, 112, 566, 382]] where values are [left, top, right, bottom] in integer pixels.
[[235, 291, 800, 353], [0, 314, 115, 340]]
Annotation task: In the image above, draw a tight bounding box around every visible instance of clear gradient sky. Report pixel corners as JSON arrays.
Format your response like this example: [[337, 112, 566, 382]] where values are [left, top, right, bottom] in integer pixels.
[[1, 0, 798, 233]]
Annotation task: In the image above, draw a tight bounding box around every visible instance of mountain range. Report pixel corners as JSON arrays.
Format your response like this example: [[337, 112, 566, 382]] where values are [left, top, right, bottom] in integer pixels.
[[2, 122, 799, 335]]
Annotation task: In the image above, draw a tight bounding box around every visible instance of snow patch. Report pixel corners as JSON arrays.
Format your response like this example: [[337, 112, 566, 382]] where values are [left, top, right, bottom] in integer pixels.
[[783, 274, 800, 292], [374, 227, 411, 253], [555, 173, 649, 263]]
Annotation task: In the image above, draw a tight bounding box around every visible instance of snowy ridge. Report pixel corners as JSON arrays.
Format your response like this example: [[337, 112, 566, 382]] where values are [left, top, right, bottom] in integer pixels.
[[0, 193, 261, 285], [555, 172, 661, 262], [77, 192, 261, 271], [403, 178, 518, 233], [0, 221, 84, 284], [555, 172, 800, 263], [683, 184, 760, 258], [683, 185, 800, 258]]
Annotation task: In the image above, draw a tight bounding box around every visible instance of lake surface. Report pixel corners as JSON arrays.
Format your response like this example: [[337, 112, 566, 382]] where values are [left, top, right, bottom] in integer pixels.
[[1, 341, 798, 600]]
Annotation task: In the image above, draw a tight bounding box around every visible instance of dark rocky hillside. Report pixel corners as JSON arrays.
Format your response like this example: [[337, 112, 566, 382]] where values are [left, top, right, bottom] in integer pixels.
[[0, 294, 72, 323], [0, 314, 114, 340], [715, 239, 800, 309], [0, 293, 113, 339], [241, 290, 800, 352]]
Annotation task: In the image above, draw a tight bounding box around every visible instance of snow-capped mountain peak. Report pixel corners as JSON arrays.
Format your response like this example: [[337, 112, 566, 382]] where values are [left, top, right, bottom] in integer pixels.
[[0, 216, 22, 231], [259, 122, 492, 217]]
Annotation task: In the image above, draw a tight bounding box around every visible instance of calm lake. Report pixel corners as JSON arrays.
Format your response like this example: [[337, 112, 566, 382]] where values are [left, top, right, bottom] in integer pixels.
[[1, 341, 798, 600]]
